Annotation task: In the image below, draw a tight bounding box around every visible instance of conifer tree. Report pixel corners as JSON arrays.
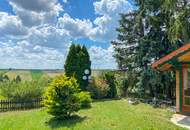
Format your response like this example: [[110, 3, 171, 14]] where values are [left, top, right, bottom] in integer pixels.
[[79, 45, 91, 90], [112, 0, 190, 98], [64, 44, 78, 77], [64, 44, 91, 90]]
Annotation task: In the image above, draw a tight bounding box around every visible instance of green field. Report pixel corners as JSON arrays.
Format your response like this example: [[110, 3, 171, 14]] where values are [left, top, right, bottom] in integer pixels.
[[30, 70, 44, 80], [0, 99, 185, 130]]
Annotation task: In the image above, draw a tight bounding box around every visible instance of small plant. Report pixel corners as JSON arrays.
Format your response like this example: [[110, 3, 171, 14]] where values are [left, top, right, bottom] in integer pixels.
[[44, 75, 91, 119]]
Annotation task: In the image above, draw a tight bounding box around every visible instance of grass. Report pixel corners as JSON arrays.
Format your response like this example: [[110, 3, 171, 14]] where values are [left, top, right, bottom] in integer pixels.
[[0, 99, 186, 130], [30, 70, 44, 80]]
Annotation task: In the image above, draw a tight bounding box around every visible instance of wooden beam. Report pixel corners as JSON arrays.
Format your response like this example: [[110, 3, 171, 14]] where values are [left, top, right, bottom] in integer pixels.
[[152, 43, 190, 70], [176, 70, 180, 112]]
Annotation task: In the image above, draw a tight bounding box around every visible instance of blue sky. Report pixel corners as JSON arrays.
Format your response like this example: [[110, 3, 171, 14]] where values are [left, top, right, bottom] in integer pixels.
[[0, 0, 133, 69]]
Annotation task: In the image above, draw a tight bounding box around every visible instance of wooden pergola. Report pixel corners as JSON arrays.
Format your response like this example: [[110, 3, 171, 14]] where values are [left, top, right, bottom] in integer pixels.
[[152, 43, 190, 114]]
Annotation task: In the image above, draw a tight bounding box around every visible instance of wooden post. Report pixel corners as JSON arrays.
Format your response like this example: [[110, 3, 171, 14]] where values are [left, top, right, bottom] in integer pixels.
[[176, 70, 180, 112]]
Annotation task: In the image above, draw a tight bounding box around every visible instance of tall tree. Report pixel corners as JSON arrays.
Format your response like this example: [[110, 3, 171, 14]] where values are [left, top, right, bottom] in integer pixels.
[[112, 0, 190, 99], [64, 44, 78, 77], [79, 45, 91, 89], [64, 44, 91, 90]]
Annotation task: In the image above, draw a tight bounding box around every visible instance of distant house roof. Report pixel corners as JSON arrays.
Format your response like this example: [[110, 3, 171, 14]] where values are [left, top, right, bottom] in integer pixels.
[[152, 43, 190, 71]]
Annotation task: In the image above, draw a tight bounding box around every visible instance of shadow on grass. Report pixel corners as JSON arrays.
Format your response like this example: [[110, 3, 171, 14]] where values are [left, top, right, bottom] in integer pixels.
[[46, 115, 87, 129], [92, 98, 120, 103]]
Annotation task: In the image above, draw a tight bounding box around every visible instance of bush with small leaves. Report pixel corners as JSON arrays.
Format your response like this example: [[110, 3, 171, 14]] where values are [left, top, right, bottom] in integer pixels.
[[44, 75, 91, 119], [76, 91, 92, 108]]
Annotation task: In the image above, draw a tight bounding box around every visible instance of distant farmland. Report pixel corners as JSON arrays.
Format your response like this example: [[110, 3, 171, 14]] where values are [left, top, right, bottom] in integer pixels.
[[0, 69, 64, 81], [0, 69, 111, 81]]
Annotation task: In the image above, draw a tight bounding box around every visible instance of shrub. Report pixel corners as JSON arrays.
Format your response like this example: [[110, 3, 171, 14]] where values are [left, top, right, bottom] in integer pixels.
[[87, 76, 109, 99], [116, 76, 129, 97], [3, 75, 9, 81], [0, 74, 9, 82], [104, 72, 117, 98], [44, 75, 91, 119], [76, 91, 92, 108], [0, 77, 49, 101], [15, 75, 21, 83]]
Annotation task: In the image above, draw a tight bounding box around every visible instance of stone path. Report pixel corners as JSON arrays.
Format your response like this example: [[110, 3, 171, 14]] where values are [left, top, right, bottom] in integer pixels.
[[171, 114, 190, 130]]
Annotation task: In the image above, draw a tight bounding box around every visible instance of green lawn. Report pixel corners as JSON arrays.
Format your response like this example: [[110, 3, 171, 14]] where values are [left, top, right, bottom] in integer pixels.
[[0, 99, 186, 130]]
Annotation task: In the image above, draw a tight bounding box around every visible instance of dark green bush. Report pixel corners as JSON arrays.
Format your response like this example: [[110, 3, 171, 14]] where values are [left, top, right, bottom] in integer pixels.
[[3, 75, 9, 81], [104, 72, 117, 98], [116, 76, 129, 97], [44, 75, 91, 119], [15, 75, 21, 83], [0, 73, 9, 82]]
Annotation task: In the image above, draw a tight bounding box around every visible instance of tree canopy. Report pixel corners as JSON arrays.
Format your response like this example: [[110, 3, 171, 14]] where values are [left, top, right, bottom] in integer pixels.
[[112, 0, 190, 98]]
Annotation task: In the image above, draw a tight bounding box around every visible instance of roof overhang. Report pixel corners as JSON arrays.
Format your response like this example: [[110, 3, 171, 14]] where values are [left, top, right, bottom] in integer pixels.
[[152, 43, 190, 71]]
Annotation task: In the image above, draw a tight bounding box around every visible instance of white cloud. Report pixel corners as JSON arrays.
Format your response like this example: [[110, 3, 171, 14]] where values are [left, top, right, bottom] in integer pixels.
[[0, 12, 28, 37], [89, 45, 117, 69], [9, 0, 63, 27], [0, 40, 66, 69], [9, 0, 61, 12], [94, 0, 132, 15], [58, 13, 93, 39], [0, 0, 129, 69], [28, 25, 71, 49], [63, 0, 68, 3], [91, 0, 133, 41], [0, 23, 72, 69], [57, 0, 132, 42]]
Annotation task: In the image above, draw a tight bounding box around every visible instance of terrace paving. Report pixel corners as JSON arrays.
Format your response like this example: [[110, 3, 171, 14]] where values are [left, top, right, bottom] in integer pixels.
[[171, 114, 190, 130]]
